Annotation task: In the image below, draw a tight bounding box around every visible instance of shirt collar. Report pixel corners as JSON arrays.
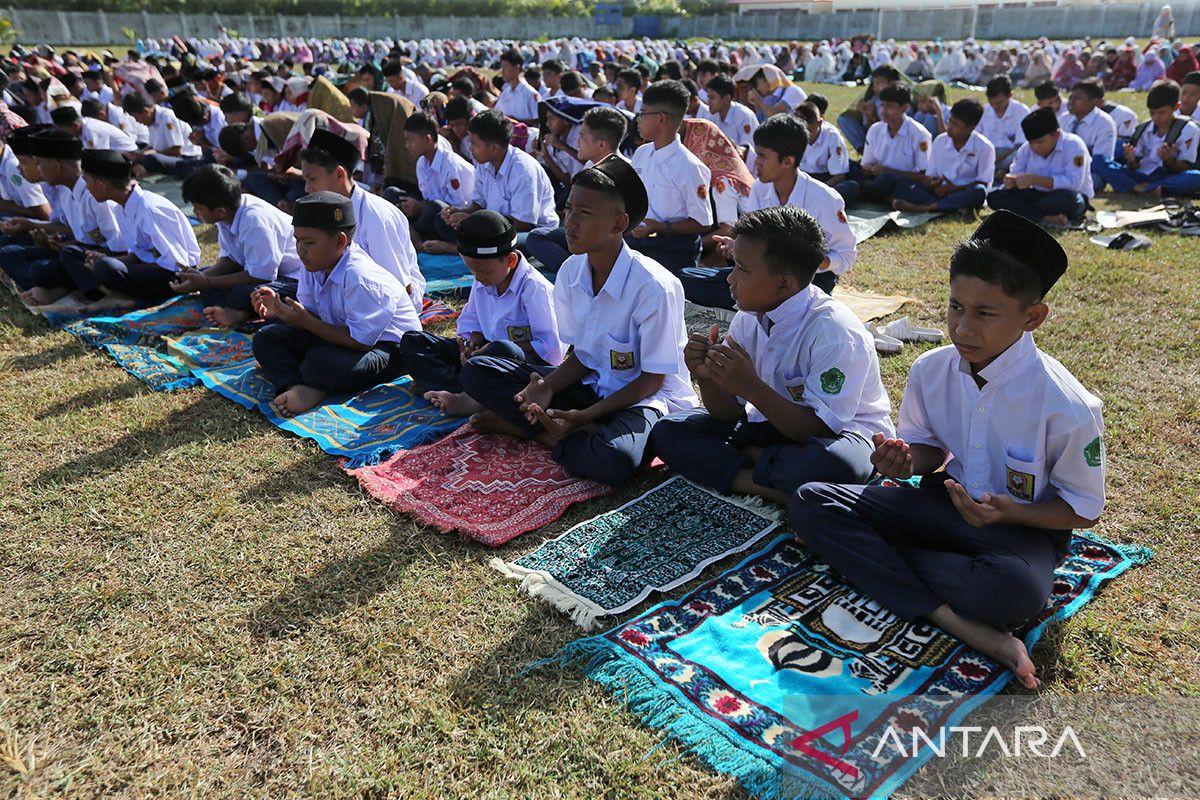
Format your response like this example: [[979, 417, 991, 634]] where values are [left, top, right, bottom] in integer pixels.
[[761, 284, 817, 332], [574, 241, 634, 299], [321, 241, 358, 288], [652, 136, 683, 160], [482, 253, 531, 298], [957, 330, 1037, 387]]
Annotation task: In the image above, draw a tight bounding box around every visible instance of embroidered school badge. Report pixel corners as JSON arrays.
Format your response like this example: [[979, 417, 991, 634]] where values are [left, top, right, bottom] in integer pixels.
[[333, 207, 344, 223], [1006, 467, 1035, 501], [1073, 155, 1084, 167], [1084, 436, 1103, 468], [610, 350, 635, 370], [10, 174, 20, 186], [819, 367, 845, 395], [166, 122, 174, 130], [87, 227, 102, 242], [450, 178, 460, 190], [507, 325, 532, 343], [714, 176, 726, 193], [836, 209, 847, 223], [743, 124, 751, 134], [697, 184, 708, 200], [786, 383, 804, 402], [836, 145, 843, 156], [919, 140, 929, 152]]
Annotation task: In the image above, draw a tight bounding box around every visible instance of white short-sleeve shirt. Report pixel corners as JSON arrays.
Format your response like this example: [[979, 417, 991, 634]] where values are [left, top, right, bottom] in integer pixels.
[[1010, 131, 1093, 198], [350, 184, 423, 305], [417, 136, 476, 207], [80, 117, 138, 152], [456, 254, 565, 365], [148, 106, 201, 157], [926, 130, 995, 187], [697, 101, 758, 149], [217, 194, 304, 282], [0, 146, 47, 208], [63, 176, 123, 251], [862, 116, 932, 173], [742, 171, 857, 276], [494, 80, 541, 121], [631, 137, 714, 226], [552, 243, 698, 415], [765, 84, 807, 112], [896, 332, 1106, 520], [119, 182, 201, 272], [1132, 117, 1200, 173], [296, 241, 421, 346], [977, 99, 1030, 150], [1104, 103, 1139, 139], [799, 121, 851, 177], [726, 285, 893, 438], [472, 145, 559, 228], [1062, 107, 1118, 159]]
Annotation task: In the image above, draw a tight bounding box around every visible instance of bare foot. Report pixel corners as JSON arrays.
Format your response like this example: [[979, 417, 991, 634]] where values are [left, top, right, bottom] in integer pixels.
[[423, 389, 482, 416], [469, 409, 526, 438], [892, 198, 932, 213], [927, 605, 1040, 689], [272, 384, 328, 418], [1131, 182, 1161, 197], [203, 306, 252, 327], [1040, 214, 1069, 227], [21, 286, 69, 306], [421, 240, 458, 255]]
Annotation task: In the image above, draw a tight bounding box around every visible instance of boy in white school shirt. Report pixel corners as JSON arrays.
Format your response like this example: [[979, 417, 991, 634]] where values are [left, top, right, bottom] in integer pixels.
[[391, 111, 475, 243], [987, 108, 1092, 226], [171, 164, 304, 327], [298, 128, 424, 307], [892, 98, 995, 216], [1094, 79, 1200, 196], [850, 83, 932, 204], [978, 75, 1030, 176], [792, 211, 1106, 691], [51, 104, 137, 153], [460, 157, 697, 486], [0, 125, 51, 221], [494, 49, 541, 127], [402, 211, 564, 417], [697, 75, 757, 157], [795, 101, 859, 204], [428, 109, 558, 252], [121, 93, 203, 177], [652, 206, 891, 505]]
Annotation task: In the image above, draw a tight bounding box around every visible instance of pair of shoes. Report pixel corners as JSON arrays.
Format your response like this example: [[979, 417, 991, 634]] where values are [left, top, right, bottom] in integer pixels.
[[871, 317, 945, 355]]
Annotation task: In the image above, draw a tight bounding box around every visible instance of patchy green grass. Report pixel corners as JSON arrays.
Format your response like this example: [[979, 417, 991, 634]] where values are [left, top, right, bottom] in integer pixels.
[[1, 82, 1197, 798]]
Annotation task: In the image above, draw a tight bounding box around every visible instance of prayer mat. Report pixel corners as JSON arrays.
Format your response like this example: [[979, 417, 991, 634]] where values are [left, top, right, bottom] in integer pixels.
[[194, 361, 461, 466], [846, 204, 945, 243], [543, 530, 1150, 800], [347, 424, 615, 547], [493, 476, 782, 630], [419, 253, 474, 297], [140, 173, 201, 225], [419, 296, 459, 327]]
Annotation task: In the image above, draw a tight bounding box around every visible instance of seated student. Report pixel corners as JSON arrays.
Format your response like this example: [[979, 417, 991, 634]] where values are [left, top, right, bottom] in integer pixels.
[[1033, 80, 1065, 116], [1094, 80, 1200, 196], [1061, 79, 1118, 161], [892, 98, 995, 217], [524, 105, 628, 273], [836, 65, 901, 155], [651, 206, 891, 505], [428, 109, 558, 252], [402, 210, 564, 416], [298, 128, 424, 306], [559, 71, 590, 100], [532, 98, 586, 208], [251, 191, 421, 418], [628, 80, 714, 272], [987, 108, 1092, 225], [169, 164, 304, 326], [746, 65, 808, 118], [441, 95, 477, 164], [389, 111, 475, 243], [977, 75, 1030, 176], [459, 158, 698, 486], [219, 92, 256, 126], [791, 211, 1105, 689], [171, 90, 228, 156], [81, 98, 149, 149], [383, 60, 429, 107], [50, 148, 199, 306], [51, 104, 137, 152], [82, 69, 115, 106], [1179, 71, 1200, 122], [494, 49, 541, 127], [796, 101, 859, 204], [11, 136, 126, 304], [849, 83, 933, 203], [615, 68, 644, 114], [0, 125, 51, 221], [122, 93, 203, 177], [697, 75, 757, 157], [1094, 83, 1140, 153]]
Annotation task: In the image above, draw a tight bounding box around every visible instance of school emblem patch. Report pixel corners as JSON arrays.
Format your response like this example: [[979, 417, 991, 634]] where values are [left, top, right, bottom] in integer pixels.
[[819, 367, 845, 395], [836, 145, 843, 156], [10, 174, 20, 186], [610, 350, 635, 370], [919, 140, 929, 152], [1073, 155, 1084, 167], [166, 122, 174, 131], [836, 209, 847, 223], [450, 178, 460, 190], [714, 176, 726, 193], [785, 383, 804, 402], [1084, 436, 1103, 468], [697, 183, 708, 200], [743, 123, 751, 134], [87, 227, 102, 242], [1006, 467, 1035, 501], [333, 207, 344, 223], [507, 325, 532, 343]]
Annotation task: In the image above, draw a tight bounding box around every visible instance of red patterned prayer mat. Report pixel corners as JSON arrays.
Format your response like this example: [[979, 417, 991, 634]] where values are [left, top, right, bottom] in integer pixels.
[[346, 424, 615, 547]]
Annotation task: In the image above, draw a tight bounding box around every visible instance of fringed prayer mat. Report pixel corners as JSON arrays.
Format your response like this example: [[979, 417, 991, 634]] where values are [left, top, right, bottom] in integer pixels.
[[194, 361, 460, 466], [493, 476, 782, 630], [419, 296, 459, 327], [419, 253, 474, 297], [543, 531, 1150, 800], [347, 424, 615, 547]]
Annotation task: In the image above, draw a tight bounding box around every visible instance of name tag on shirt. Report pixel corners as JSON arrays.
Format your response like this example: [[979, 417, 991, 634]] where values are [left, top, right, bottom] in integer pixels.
[[507, 325, 532, 343]]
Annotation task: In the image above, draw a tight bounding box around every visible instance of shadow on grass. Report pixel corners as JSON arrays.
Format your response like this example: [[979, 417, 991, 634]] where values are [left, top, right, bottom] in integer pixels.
[[1, 338, 87, 373], [237, 449, 353, 504], [35, 379, 147, 418]]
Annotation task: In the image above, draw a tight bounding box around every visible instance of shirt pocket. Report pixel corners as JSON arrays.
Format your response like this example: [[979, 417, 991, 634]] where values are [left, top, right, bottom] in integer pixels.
[[604, 333, 637, 372], [781, 367, 806, 404], [1003, 453, 1041, 503]]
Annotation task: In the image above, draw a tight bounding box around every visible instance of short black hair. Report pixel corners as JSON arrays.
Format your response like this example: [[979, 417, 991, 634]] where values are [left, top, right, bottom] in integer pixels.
[[569, 167, 627, 221], [60, 72, 82, 90], [1071, 78, 1104, 101], [559, 71, 583, 94], [181, 163, 242, 211], [657, 61, 683, 81], [171, 95, 207, 126], [404, 110, 439, 138], [143, 78, 164, 94], [949, 238, 1044, 305], [468, 109, 513, 146], [950, 98, 984, 127], [347, 87, 370, 107], [542, 58, 564, 76], [218, 122, 249, 156], [642, 79, 690, 117], [499, 49, 523, 67], [870, 65, 901, 82], [878, 83, 911, 107], [220, 91, 254, 116], [706, 74, 735, 99], [445, 95, 472, 122], [80, 98, 103, 119], [697, 59, 720, 76], [732, 206, 827, 286], [582, 106, 627, 150], [381, 60, 404, 78], [1147, 79, 1181, 111], [523, 66, 542, 86], [122, 93, 151, 114], [616, 68, 641, 91], [753, 113, 808, 163], [985, 75, 1014, 98], [1033, 80, 1060, 102], [1183, 70, 1200, 89], [451, 78, 475, 96], [794, 101, 820, 128], [299, 139, 351, 173], [806, 92, 829, 116]]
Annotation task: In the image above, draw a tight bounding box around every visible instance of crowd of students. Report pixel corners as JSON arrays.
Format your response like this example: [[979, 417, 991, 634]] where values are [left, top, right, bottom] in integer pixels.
[[0, 36, 1118, 689]]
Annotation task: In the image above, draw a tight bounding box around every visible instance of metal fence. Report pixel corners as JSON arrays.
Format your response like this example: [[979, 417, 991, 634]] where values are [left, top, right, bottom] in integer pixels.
[[6, 4, 1196, 47]]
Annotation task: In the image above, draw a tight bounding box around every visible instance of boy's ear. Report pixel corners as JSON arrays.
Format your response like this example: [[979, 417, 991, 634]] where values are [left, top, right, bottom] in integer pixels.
[[506, 250, 520, 270], [1023, 300, 1050, 332]]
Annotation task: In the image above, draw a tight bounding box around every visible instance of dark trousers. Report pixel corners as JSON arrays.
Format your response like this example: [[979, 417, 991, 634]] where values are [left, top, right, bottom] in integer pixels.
[[252, 323, 408, 396], [459, 354, 662, 485], [400, 331, 526, 393], [242, 171, 306, 208], [524, 226, 570, 273], [986, 188, 1086, 222], [807, 172, 862, 205], [790, 477, 1069, 630], [63, 255, 177, 304], [143, 149, 214, 177], [849, 165, 908, 203], [383, 187, 445, 239], [677, 266, 837, 310], [650, 410, 875, 495], [626, 231, 702, 273], [0, 242, 56, 290], [198, 277, 298, 313], [893, 181, 987, 212]]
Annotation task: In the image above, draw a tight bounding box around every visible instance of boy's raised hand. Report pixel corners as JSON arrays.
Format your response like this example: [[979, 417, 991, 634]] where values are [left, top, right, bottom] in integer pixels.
[[251, 286, 279, 319], [515, 372, 553, 423], [685, 323, 719, 379], [944, 479, 1014, 527], [711, 234, 735, 261], [704, 337, 758, 394], [871, 433, 914, 479]]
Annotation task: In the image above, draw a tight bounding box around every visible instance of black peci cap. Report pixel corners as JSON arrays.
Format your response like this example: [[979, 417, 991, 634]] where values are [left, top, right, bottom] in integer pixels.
[[292, 190, 356, 231]]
